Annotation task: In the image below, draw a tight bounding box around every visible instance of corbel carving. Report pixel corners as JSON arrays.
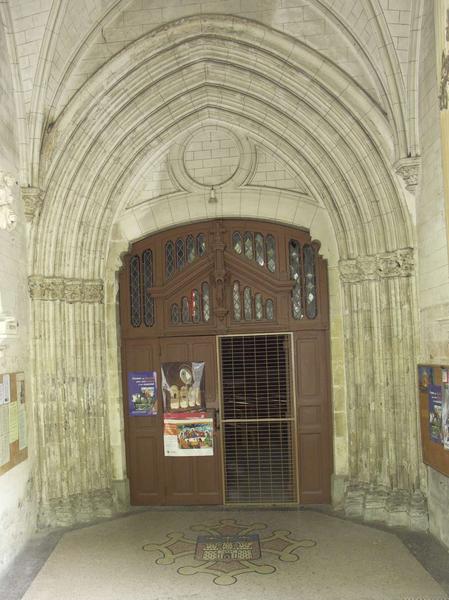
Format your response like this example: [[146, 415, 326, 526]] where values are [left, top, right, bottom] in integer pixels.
[[0, 171, 17, 231], [29, 276, 104, 303], [22, 187, 44, 222], [339, 248, 414, 283], [394, 157, 421, 194]]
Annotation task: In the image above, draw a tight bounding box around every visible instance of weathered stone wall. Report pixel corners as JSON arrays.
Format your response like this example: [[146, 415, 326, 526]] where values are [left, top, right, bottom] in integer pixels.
[[417, 1, 449, 549], [0, 9, 36, 578]]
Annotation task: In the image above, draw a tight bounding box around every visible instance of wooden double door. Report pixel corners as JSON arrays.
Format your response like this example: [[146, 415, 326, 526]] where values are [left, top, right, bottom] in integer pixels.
[[120, 219, 332, 506]]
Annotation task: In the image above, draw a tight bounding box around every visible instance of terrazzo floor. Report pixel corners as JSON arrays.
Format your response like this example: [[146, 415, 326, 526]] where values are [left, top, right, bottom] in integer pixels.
[[10, 509, 447, 600]]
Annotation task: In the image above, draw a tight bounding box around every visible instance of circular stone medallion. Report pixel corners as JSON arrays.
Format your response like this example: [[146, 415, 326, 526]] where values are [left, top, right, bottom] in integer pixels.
[[183, 126, 240, 186]]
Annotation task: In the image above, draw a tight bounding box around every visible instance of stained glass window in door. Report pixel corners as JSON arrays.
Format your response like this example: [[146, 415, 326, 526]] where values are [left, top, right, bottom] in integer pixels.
[[166, 241, 175, 279], [266, 234, 276, 272], [233, 281, 241, 321], [202, 282, 210, 322], [142, 249, 154, 327], [289, 240, 303, 320], [303, 244, 317, 319], [266, 299, 274, 320], [182, 297, 190, 323], [244, 232, 254, 259], [186, 235, 196, 263], [255, 293, 263, 320], [232, 231, 242, 254], [197, 233, 206, 256], [176, 238, 185, 270], [244, 287, 253, 320], [255, 233, 265, 267], [192, 289, 201, 323], [129, 255, 141, 327], [171, 304, 180, 324]]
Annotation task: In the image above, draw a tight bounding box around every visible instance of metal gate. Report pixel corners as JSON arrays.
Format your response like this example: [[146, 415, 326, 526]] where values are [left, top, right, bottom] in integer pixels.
[[218, 333, 298, 504]]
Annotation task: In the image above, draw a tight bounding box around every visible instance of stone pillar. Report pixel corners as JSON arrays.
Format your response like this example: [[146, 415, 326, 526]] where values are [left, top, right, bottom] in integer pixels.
[[29, 276, 116, 527], [339, 249, 428, 530]]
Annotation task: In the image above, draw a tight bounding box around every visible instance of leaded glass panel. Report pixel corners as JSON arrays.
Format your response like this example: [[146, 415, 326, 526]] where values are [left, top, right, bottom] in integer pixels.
[[232, 231, 242, 254], [171, 304, 180, 324], [142, 249, 154, 327], [197, 233, 206, 256], [266, 299, 274, 320], [289, 240, 303, 320], [129, 255, 141, 327], [165, 241, 175, 279], [255, 293, 263, 320], [266, 234, 276, 272], [244, 287, 253, 320], [182, 297, 190, 323], [303, 245, 317, 319], [186, 235, 195, 263], [255, 233, 265, 266], [233, 281, 241, 321], [202, 282, 210, 322], [192, 289, 201, 323], [176, 238, 185, 270], [244, 232, 254, 259]]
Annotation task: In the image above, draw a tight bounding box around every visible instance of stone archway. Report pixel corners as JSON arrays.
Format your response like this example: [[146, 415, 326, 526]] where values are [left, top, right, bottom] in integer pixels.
[[28, 15, 425, 529]]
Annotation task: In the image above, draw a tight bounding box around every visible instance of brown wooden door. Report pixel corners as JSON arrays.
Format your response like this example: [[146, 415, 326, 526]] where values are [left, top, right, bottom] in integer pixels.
[[160, 336, 222, 505], [295, 330, 332, 503], [120, 218, 333, 506]]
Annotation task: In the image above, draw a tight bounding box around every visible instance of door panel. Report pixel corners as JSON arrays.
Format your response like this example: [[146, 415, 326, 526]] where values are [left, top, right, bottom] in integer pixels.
[[160, 336, 222, 505], [295, 331, 332, 503]]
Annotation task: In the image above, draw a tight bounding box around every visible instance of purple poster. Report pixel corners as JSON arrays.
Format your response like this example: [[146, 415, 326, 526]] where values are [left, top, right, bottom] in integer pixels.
[[429, 384, 443, 444], [128, 371, 157, 416]]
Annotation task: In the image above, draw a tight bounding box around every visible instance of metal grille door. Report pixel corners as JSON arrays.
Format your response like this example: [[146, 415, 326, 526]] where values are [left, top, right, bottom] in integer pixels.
[[219, 334, 297, 504]]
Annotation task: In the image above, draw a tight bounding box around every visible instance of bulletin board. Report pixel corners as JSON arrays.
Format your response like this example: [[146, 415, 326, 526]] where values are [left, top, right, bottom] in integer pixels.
[[418, 365, 449, 477], [0, 372, 27, 477]]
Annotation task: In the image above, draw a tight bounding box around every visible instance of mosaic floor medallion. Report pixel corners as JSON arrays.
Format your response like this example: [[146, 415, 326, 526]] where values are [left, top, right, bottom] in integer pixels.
[[142, 518, 317, 585]]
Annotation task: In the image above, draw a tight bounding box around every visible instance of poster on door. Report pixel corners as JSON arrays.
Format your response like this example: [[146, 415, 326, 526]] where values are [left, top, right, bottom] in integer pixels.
[[442, 384, 449, 450], [429, 384, 443, 444], [163, 412, 213, 457], [161, 362, 205, 412], [127, 371, 158, 416]]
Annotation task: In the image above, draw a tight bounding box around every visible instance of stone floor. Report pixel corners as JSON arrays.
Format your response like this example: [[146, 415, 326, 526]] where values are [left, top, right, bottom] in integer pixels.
[[2, 508, 449, 600]]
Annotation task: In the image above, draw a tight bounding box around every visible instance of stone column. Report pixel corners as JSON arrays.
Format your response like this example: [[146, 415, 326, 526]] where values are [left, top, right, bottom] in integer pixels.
[[29, 276, 116, 527], [339, 249, 428, 529]]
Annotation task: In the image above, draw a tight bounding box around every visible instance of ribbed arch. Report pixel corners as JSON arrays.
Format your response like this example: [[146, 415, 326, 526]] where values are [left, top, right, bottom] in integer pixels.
[[33, 16, 412, 279]]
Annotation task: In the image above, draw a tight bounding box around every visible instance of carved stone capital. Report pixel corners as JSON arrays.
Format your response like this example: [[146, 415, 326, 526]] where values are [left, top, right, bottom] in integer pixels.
[[339, 248, 414, 283], [22, 186, 44, 222], [29, 276, 104, 303], [394, 157, 421, 193]]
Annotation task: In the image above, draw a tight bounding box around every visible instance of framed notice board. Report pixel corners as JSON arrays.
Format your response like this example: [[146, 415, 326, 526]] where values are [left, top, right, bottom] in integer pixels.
[[0, 372, 27, 477], [418, 365, 449, 477]]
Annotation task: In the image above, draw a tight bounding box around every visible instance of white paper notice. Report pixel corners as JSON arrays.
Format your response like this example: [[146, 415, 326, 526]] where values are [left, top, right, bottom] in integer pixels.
[[18, 402, 27, 450], [0, 404, 10, 466], [0, 383, 4, 406], [3, 374, 10, 404]]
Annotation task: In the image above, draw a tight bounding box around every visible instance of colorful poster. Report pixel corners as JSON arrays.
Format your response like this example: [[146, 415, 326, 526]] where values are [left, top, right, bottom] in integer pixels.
[[163, 412, 213, 457], [161, 362, 205, 412], [127, 371, 157, 416], [418, 366, 433, 392], [442, 384, 449, 451], [429, 384, 443, 444]]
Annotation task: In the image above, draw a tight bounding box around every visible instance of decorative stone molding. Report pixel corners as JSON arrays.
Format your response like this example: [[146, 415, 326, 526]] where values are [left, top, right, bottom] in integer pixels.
[[22, 186, 44, 222], [344, 484, 428, 531], [0, 171, 17, 231], [394, 157, 421, 193], [29, 276, 104, 303], [339, 248, 414, 283]]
